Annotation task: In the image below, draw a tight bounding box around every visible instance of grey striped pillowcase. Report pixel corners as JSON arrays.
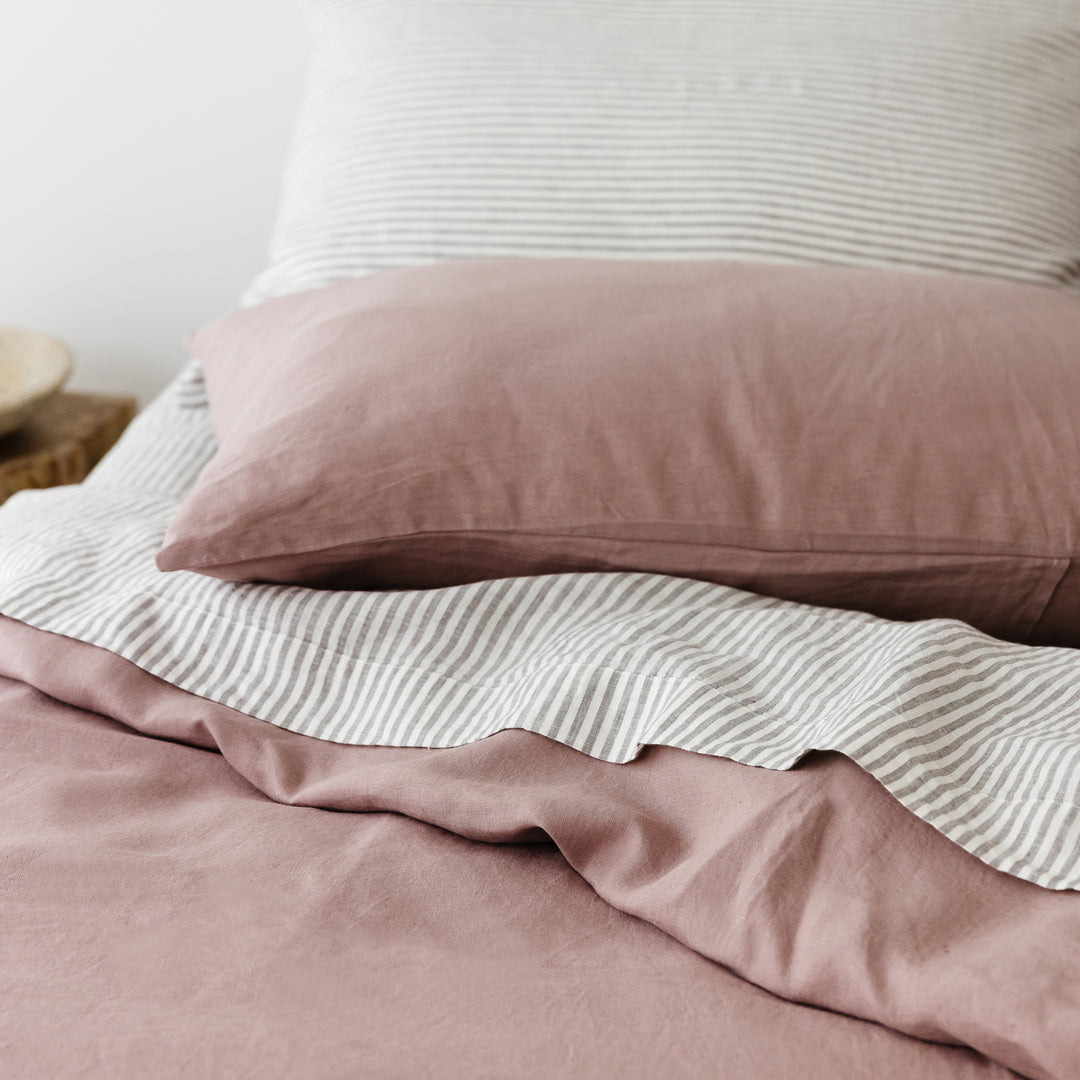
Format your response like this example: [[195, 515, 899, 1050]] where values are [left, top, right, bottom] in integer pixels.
[[244, 0, 1080, 304]]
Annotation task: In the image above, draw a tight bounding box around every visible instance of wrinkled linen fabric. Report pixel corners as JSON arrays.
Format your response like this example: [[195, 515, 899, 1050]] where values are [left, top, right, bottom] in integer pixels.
[[2, 365, 1080, 889], [3, 615, 1075, 1079], [163, 259, 1080, 650]]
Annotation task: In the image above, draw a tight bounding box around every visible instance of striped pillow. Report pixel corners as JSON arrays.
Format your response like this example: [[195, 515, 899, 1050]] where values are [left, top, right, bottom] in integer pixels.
[[244, 0, 1080, 304]]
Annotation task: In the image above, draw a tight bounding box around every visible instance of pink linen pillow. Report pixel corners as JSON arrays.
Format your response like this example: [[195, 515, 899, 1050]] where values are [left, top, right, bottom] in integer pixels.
[[159, 258, 1080, 645]]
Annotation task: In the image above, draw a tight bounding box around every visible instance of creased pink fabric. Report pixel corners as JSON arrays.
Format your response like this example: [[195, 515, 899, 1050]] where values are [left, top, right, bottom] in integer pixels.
[[2, 614, 1076, 1079], [159, 258, 1080, 644]]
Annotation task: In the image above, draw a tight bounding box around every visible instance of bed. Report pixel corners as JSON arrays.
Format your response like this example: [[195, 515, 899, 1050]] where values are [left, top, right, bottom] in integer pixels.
[[4, 2, 1080, 1078]]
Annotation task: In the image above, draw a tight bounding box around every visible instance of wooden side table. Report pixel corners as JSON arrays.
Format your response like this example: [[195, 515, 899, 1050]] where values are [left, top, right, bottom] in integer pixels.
[[0, 392, 138, 505]]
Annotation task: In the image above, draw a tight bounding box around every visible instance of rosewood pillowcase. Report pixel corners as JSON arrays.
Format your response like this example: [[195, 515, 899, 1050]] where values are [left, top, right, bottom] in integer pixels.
[[160, 258, 1080, 646]]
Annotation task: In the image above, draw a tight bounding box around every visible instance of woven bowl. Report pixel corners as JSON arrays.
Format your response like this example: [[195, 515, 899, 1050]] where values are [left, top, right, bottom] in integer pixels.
[[0, 328, 74, 440]]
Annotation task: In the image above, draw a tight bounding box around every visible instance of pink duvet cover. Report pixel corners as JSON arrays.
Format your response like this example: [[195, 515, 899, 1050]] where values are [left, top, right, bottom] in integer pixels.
[[2, 612, 1077, 1080]]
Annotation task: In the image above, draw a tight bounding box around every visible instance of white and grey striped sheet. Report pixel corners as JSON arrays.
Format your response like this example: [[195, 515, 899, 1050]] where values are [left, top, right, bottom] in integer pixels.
[[1, 363, 1079, 889], [244, 0, 1080, 305]]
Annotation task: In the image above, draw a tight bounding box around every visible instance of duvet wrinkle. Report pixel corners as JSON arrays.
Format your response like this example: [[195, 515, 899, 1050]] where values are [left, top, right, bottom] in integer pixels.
[[9, 409, 1080, 892], [3, 617, 1080, 1076], [2, 630, 1080, 1075]]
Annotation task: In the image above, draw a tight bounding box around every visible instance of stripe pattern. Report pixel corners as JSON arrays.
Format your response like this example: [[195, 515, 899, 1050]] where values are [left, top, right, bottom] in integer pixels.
[[244, 0, 1080, 304], [1, 363, 1080, 889]]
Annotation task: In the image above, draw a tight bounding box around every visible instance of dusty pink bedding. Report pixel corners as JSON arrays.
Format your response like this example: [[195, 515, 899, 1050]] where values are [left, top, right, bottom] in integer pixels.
[[2, 612, 1077, 1080], [162, 259, 1080, 647]]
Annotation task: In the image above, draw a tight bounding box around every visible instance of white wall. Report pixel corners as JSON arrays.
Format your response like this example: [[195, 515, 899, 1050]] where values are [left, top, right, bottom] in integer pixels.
[[0, 0, 308, 404]]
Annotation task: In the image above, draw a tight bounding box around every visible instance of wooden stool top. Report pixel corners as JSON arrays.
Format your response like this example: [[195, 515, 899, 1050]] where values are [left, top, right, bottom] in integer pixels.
[[0, 392, 138, 505]]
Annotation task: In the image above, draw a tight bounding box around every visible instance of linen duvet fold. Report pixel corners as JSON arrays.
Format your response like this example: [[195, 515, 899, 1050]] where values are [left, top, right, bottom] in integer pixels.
[[3, 363, 1080, 1078], [1, 613, 1077, 1079], [2, 365, 1080, 889]]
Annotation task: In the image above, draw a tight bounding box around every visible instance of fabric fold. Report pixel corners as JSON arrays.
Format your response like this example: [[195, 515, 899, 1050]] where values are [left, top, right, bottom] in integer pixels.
[[2, 615, 1076, 1080]]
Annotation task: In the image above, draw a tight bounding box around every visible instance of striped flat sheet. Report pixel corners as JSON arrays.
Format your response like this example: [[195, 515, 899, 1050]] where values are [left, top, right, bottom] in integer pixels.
[[1, 362, 1079, 889], [245, 0, 1080, 305]]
